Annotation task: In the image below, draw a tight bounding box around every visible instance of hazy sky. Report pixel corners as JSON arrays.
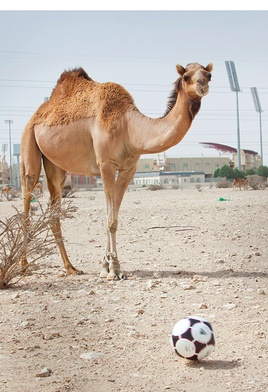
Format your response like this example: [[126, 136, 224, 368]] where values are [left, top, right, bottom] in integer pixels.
[[0, 3, 268, 165]]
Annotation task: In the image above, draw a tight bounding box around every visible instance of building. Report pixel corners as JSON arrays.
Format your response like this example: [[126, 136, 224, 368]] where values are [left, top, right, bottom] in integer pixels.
[[136, 155, 231, 179], [65, 173, 96, 187], [133, 171, 205, 187], [200, 143, 261, 172]]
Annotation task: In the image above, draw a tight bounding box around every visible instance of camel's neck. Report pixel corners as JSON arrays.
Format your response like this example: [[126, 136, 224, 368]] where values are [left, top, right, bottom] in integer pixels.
[[127, 90, 201, 155]]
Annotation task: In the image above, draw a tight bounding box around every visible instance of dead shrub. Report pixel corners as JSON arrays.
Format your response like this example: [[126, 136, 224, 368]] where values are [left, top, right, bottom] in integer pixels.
[[0, 200, 77, 288], [216, 180, 232, 188], [62, 184, 77, 198], [148, 184, 164, 191], [246, 175, 266, 190]]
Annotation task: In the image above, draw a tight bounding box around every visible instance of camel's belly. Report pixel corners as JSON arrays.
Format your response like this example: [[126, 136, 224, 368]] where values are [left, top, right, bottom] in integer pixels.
[[34, 120, 100, 176]]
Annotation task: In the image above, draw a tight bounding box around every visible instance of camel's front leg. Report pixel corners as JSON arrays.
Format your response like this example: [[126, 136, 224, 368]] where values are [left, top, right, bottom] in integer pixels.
[[100, 185, 122, 280], [100, 164, 136, 280]]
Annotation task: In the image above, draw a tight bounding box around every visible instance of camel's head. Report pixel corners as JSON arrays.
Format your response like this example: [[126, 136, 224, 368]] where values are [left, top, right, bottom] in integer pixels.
[[176, 63, 213, 98]]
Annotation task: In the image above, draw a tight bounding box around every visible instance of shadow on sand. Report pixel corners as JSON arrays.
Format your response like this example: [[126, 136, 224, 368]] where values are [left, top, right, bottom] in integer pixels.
[[185, 358, 242, 371], [129, 268, 267, 280]]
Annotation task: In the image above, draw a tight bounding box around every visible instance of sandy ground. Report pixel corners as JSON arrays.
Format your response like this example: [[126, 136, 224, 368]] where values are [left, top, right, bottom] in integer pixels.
[[0, 186, 267, 392]]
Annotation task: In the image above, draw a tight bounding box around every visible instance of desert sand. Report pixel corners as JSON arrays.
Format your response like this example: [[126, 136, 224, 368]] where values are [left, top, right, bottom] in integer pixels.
[[0, 186, 267, 391]]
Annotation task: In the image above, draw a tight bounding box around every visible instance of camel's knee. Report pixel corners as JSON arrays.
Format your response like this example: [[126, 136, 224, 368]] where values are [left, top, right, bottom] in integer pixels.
[[26, 174, 36, 189], [21, 174, 37, 197], [108, 219, 118, 233]]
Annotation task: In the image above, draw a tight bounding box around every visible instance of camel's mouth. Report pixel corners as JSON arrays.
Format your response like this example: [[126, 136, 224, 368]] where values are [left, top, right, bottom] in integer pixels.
[[195, 84, 209, 97]]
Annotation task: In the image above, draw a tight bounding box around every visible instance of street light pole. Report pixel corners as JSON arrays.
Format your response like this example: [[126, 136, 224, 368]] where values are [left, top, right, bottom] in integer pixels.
[[225, 61, 242, 170], [5, 120, 13, 186], [250, 87, 263, 166]]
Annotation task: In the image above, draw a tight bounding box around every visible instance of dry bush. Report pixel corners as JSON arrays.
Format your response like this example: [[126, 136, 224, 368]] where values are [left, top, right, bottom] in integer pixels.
[[148, 184, 164, 191], [172, 185, 183, 190], [246, 175, 266, 190], [62, 184, 77, 198], [195, 184, 202, 191], [216, 180, 232, 188], [0, 200, 77, 289]]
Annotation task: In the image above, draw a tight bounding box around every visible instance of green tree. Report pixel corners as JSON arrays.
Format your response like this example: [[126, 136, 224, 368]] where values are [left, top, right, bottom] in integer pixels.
[[214, 168, 221, 178], [233, 168, 245, 179], [245, 168, 256, 176], [219, 165, 234, 179], [256, 165, 268, 179]]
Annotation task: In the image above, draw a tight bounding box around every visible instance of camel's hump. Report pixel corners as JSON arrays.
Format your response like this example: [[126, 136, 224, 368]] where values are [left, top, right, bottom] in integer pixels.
[[26, 68, 136, 129]]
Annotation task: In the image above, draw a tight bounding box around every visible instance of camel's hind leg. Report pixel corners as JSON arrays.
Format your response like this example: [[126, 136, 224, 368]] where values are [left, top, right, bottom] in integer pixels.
[[20, 150, 42, 270], [43, 157, 78, 275]]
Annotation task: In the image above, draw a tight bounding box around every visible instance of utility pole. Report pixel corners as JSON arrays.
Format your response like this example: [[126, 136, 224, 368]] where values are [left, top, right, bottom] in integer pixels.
[[5, 120, 13, 186], [225, 61, 242, 170], [250, 87, 263, 166]]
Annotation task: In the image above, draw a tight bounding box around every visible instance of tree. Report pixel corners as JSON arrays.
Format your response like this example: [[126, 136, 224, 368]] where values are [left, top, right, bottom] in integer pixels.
[[256, 165, 268, 179], [233, 168, 245, 179], [218, 165, 234, 179], [245, 168, 256, 176], [213, 168, 221, 178]]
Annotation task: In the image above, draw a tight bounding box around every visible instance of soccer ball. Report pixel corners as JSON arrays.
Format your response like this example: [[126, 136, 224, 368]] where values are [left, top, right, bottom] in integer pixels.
[[171, 316, 215, 360]]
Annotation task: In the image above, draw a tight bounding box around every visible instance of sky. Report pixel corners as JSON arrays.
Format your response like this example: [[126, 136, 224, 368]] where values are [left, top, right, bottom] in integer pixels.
[[0, 2, 268, 166]]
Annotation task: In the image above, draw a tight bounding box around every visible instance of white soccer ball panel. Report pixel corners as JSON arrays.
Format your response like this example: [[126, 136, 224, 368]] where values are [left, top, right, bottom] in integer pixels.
[[191, 322, 212, 344], [175, 338, 196, 358], [172, 318, 190, 336], [197, 344, 215, 360]]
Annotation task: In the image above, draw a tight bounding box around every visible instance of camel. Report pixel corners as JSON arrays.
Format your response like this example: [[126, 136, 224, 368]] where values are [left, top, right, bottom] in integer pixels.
[[20, 62, 212, 279], [1, 185, 12, 200], [233, 178, 248, 191]]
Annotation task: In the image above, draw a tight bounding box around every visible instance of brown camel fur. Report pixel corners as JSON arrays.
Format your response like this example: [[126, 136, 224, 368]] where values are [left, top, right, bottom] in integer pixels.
[[20, 62, 213, 279]]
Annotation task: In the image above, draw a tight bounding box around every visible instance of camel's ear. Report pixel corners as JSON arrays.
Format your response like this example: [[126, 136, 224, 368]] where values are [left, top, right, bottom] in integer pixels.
[[206, 63, 213, 72], [176, 64, 186, 76]]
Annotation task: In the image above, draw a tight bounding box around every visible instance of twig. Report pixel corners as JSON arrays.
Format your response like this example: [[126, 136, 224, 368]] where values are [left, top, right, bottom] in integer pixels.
[[145, 225, 199, 232]]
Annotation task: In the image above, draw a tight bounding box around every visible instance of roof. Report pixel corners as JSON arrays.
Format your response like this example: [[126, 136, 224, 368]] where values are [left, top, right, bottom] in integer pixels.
[[134, 171, 205, 178], [200, 142, 258, 155]]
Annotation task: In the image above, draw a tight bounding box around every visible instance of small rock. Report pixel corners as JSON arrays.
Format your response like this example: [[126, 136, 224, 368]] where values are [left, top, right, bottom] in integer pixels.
[[223, 303, 237, 310], [199, 303, 208, 309], [20, 321, 30, 329], [147, 280, 155, 289], [212, 280, 221, 286], [80, 352, 104, 360], [181, 284, 195, 290], [35, 368, 52, 378], [137, 309, 145, 315]]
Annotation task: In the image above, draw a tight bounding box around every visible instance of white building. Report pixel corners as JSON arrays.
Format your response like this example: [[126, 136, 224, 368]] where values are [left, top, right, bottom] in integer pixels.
[[133, 171, 205, 187]]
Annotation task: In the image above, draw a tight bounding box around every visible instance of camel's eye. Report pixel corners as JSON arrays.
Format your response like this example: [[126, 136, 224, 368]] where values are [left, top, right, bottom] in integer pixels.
[[183, 74, 190, 82]]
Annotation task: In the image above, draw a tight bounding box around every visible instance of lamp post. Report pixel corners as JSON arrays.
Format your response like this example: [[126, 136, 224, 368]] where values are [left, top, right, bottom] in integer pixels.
[[5, 120, 13, 186], [225, 61, 242, 170], [250, 87, 263, 166]]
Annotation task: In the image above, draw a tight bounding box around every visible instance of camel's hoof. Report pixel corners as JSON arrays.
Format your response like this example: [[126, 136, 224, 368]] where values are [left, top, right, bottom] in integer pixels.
[[114, 274, 127, 280], [100, 268, 127, 281], [66, 268, 83, 276], [100, 270, 108, 278]]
